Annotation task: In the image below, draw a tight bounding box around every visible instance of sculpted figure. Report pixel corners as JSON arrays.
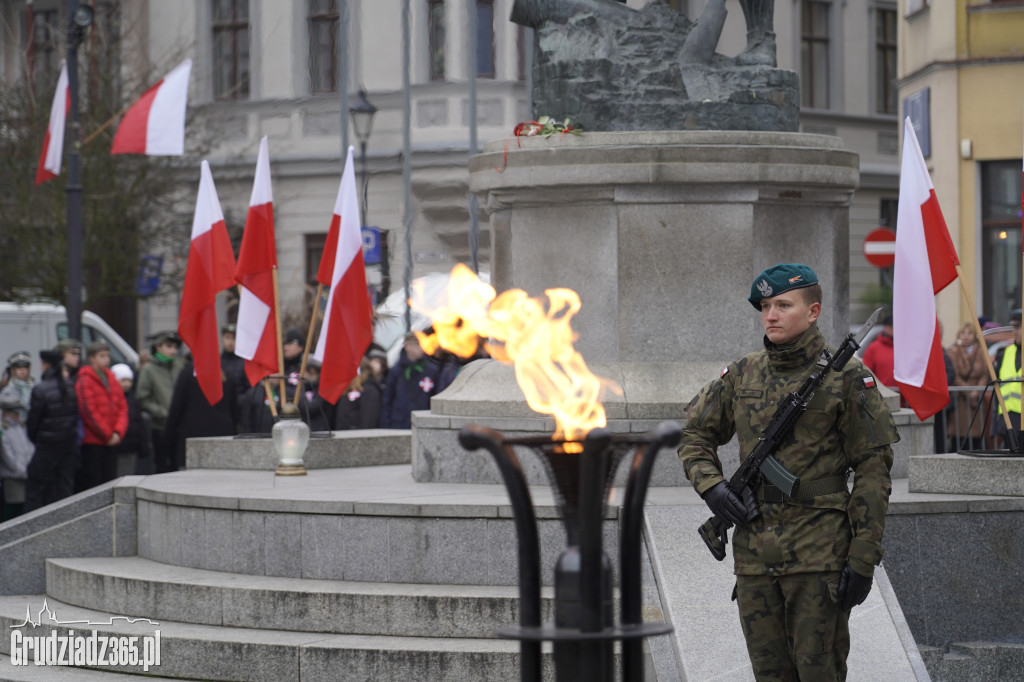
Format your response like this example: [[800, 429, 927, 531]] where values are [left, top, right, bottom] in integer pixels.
[[510, 0, 798, 132]]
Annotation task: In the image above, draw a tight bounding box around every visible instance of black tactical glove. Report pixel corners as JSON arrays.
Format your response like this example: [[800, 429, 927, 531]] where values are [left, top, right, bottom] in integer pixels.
[[702, 482, 747, 526], [837, 564, 873, 611]]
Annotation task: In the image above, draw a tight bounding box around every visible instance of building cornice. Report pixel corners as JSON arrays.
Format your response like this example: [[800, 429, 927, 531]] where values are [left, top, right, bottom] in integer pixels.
[[898, 55, 1024, 88]]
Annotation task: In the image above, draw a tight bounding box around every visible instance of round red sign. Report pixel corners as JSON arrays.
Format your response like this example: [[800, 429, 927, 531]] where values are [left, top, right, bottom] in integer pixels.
[[863, 227, 897, 268]]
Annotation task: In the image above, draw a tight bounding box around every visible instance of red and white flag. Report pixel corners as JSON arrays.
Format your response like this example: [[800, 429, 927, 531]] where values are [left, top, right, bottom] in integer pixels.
[[177, 161, 237, 405], [893, 117, 960, 420], [111, 59, 192, 156], [35, 61, 69, 185], [313, 146, 374, 402], [234, 137, 280, 386]]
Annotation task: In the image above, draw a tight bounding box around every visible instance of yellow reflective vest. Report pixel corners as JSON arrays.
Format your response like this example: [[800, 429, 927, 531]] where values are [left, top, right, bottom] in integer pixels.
[[998, 344, 1021, 415]]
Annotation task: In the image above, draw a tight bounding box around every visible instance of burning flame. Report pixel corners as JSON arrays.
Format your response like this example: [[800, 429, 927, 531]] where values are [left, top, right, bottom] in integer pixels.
[[412, 264, 620, 446]]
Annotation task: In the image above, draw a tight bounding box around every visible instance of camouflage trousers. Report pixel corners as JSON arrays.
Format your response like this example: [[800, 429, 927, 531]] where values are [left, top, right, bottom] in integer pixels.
[[735, 572, 850, 681]]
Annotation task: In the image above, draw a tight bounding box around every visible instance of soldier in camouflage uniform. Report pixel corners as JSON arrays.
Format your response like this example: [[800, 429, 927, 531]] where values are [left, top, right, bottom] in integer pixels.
[[678, 263, 899, 681]]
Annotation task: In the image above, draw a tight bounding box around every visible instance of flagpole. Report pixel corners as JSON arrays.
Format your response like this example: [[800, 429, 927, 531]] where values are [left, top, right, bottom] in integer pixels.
[[295, 283, 324, 405], [82, 103, 131, 146], [272, 266, 287, 405], [955, 265, 1013, 433], [263, 378, 278, 418]]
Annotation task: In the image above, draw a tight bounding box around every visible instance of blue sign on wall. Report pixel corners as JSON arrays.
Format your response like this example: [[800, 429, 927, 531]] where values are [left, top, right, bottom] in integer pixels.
[[135, 255, 163, 297], [361, 227, 382, 265], [904, 88, 931, 159]]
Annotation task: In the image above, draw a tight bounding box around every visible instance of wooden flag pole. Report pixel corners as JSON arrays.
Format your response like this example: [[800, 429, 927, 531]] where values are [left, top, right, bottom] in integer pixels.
[[955, 264, 1013, 433], [294, 283, 324, 406], [82, 103, 131, 146], [272, 267, 287, 405], [263, 378, 279, 418]]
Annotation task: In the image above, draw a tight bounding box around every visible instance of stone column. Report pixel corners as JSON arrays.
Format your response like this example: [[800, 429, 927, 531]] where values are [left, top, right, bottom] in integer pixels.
[[411, 131, 863, 485]]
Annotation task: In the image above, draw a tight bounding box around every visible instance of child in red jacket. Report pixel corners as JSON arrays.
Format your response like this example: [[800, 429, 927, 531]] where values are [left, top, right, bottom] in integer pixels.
[[75, 341, 128, 492]]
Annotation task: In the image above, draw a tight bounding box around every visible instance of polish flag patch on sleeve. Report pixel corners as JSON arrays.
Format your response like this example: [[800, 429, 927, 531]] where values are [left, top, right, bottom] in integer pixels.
[[721, 366, 730, 377], [863, 376, 876, 389]]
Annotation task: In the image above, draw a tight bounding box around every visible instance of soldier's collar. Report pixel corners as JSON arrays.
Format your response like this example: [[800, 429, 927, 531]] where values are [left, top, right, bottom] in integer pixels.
[[764, 325, 825, 371]]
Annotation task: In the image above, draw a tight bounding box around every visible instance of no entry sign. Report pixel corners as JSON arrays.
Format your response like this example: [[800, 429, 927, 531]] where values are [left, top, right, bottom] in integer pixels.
[[863, 227, 897, 268]]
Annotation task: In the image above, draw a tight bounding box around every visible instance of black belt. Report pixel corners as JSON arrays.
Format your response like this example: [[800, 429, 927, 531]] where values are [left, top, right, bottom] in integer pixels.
[[756, 475, 848, 503]]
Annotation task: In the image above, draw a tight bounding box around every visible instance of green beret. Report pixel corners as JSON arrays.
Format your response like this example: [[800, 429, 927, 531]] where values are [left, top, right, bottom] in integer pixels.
[[748, 263, 818, 310]]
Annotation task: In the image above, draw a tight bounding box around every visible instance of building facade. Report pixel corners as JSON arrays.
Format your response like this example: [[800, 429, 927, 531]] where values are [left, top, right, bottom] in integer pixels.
[[1, 0, 902, 347], [899, 0, 1024, 340]]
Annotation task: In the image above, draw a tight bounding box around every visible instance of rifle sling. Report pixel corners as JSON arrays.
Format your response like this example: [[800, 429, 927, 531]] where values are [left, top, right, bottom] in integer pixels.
[[757, 474, 848, 503]]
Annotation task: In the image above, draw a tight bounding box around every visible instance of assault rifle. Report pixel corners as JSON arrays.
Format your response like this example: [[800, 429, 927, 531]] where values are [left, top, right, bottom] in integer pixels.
[[698, 307, 884, 561]]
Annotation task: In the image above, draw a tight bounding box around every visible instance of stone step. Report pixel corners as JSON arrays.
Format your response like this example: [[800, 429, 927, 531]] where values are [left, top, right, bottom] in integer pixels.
[[45, 556, 555, 639], [186, 431, 412, 471], [0, 653, 179, 680], [135, 466, 619, 586], [948, 642, 1024, 682], [0, 595, 547, 682]]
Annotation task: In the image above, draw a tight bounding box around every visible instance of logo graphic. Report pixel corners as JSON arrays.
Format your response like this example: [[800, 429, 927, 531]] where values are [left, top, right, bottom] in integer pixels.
[[9, 599, 161, 671], [788, 275, 803, 284], [419, 377, 434, 393], [757, 279, 773, 297]]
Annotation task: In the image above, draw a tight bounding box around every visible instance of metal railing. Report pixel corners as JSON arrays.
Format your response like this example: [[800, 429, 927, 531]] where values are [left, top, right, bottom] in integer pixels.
[[940, 384, 1012, 453]]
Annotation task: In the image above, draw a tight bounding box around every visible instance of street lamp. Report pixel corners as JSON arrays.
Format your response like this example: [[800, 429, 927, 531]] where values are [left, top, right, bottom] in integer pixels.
[[349, 89, 388, 298], [64, 0, 94, 342], [349, 89, 377, 222]]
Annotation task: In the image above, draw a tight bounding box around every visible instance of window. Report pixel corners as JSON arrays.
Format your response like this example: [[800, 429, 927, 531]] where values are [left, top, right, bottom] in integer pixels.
[[879, 198, 898, 229], [309, 0, 339, 92], [876, 8, 897, 114], [305, 233, 327, 288], [213, 0, 250, 100], [800, 1, 830, 109], [428, 0, 445, 80], [981, 161, 1024, 323], [476, 1, 494, 78], [29, 9, 60, 90]]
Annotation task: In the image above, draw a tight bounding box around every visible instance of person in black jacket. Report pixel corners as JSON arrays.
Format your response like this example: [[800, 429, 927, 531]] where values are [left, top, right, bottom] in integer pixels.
[[164, 361, 240, 469], [110, 364, 153, 477], [24, 346, 81, 512], [334, 357, 383, 430], [380, 334, 440, 429], [219, 324, 250, 407]]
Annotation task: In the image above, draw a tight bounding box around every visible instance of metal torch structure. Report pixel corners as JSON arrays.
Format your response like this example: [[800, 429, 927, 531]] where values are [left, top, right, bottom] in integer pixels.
[[459, 421, 681, 682]]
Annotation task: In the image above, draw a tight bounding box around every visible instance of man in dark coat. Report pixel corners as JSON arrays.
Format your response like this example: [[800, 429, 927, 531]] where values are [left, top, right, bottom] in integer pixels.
[[165, 361, 240, 469], [24, 346, 81, 511], [220, 323, 250, 404], [381, 333, 440, 429]]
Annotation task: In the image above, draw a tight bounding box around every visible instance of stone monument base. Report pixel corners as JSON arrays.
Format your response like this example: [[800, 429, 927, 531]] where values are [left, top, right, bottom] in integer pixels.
[[413, 360, 925, 486], [909, 452, 1024, 496]]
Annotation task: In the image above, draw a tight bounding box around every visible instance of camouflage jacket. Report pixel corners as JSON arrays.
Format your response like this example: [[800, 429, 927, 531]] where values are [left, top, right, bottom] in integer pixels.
[[678, 325, 899, 578]]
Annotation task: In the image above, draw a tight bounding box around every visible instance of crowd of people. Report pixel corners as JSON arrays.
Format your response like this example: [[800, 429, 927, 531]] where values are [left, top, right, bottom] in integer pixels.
[[0, 324, 476, 522], [860, 309, 1023, 452]]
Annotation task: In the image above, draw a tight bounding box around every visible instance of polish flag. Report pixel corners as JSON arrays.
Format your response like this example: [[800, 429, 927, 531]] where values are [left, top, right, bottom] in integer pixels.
[[313, 146, 374, 403], [111, 59, 192, 156], [35, 61, 69, 185], [177, 161, 238, 405], [893, 117, 959, 420], [234, 137, 280, 386]]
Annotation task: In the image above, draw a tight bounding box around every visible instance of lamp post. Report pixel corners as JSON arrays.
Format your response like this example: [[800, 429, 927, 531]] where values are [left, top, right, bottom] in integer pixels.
[[64, 0, 94, 342], [349, 89, 389, 298], [349, 89, 377, 223]]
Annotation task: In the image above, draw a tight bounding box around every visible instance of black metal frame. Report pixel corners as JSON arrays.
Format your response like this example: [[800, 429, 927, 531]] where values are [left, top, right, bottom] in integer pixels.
[[459, 421, 682, 682]]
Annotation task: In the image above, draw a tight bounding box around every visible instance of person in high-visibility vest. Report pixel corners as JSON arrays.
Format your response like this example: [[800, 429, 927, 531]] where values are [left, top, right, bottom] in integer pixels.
[[993, 308, 1022, 444]]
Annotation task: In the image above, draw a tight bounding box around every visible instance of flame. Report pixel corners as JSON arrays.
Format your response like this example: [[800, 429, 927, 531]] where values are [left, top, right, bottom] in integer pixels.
[[412, 264, 620, 445]]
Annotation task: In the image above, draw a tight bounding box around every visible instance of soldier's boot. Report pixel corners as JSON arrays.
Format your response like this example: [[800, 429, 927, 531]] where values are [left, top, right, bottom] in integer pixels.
[[736, 30, 777, 67], [735, 0, 777, 67]]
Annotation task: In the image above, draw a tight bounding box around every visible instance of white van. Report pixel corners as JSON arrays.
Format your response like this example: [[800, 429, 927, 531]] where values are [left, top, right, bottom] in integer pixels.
[[0, 303, 140, 371]]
